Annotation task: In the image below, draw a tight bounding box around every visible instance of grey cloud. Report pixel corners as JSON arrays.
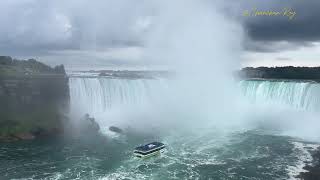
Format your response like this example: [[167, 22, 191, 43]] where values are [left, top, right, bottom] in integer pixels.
[[276, 57, 292, 61], [0, 0, 151, 56], [0, 0, 319, 60], [238, 0, 320, 52], [244, 39, 315, 53]]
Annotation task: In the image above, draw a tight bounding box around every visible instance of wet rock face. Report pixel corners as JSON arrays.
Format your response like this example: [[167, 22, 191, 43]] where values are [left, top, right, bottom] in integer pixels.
[[0, 57, 70, 140], [109, 126, 123, 134], [0, 77, 69, 107], [0, 77, 70, 140], [79, 114, 100, 134], [13, 132, 35, 140]]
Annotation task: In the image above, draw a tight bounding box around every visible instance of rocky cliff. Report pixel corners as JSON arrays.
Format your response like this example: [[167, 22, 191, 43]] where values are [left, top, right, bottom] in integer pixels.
[[0, 56, 69, 141]]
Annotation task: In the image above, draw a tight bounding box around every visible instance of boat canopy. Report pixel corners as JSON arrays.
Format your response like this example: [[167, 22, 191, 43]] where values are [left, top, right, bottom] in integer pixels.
[[134, 142, 165, 154]]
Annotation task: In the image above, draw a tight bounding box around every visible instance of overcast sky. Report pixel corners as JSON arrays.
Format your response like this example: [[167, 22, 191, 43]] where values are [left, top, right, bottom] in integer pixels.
[[0, 0, 319, 69]]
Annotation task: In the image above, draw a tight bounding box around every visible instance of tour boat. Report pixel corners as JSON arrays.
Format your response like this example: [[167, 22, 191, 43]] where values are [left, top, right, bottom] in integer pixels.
[[134, 142, 165, 158]]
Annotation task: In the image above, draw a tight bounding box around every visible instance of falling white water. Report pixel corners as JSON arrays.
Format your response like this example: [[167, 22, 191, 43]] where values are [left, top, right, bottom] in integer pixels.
[[70, 78, 320, 116], [69, 77, 168, 115], [239, 80, 320, 112], [69, 77, 320, 141], [239, 80, 320, 141]]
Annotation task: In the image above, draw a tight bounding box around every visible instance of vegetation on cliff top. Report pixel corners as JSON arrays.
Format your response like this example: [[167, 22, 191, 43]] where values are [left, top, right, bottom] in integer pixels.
[[0, 56, 66, 77]]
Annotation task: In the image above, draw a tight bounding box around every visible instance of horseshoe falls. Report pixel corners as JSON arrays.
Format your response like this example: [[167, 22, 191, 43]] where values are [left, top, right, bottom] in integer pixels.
[[2, 77, 320, 179], [69, 78, 320, 115]]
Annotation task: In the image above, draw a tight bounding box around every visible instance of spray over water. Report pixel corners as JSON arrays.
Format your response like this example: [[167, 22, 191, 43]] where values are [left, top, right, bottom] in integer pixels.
[[70, 0, 245, 134], [139, 0, 245, 131], [240, 80, 320, 141], [68, 0, 320, 142]]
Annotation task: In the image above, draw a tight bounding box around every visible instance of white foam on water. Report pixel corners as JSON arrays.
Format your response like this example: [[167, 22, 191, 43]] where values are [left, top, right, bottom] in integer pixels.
[[287, 141, 319, 180], [99, 172, 149, 180], [47, 173, 64, 180], [98, 157, 155, 180]]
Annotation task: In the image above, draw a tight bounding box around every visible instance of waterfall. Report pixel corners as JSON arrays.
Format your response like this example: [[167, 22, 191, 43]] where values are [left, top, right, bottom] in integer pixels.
[[69, 77, 167, 115], [239, 80, 320, 112], [69, 78, 320, 117]]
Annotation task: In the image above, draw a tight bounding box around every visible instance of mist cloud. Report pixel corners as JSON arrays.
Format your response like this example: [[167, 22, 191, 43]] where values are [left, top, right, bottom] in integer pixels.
[[238, 0, 320, 52]]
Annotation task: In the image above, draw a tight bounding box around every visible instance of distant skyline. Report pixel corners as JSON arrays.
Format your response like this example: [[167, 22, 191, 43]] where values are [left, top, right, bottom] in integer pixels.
[[0, 0, 319, 69]]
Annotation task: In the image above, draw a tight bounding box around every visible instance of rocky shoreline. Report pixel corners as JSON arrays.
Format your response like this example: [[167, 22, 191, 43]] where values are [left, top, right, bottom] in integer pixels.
[[298, 147, 320, 180]]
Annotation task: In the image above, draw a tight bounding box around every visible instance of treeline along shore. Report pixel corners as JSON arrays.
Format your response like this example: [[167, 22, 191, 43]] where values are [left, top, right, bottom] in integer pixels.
[[238, 66, 320, 82]]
